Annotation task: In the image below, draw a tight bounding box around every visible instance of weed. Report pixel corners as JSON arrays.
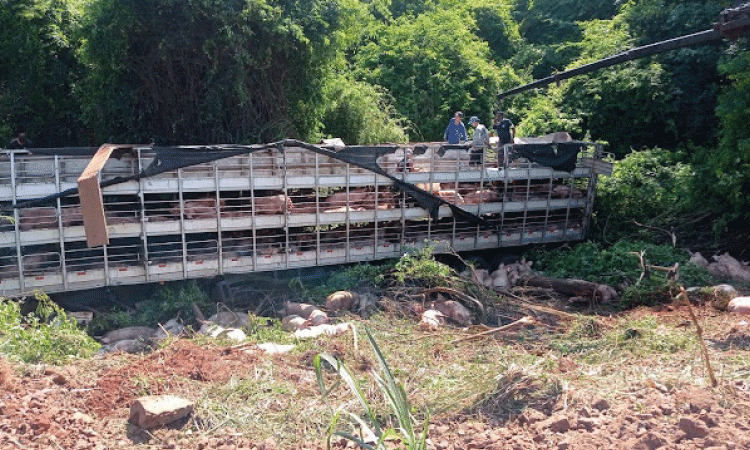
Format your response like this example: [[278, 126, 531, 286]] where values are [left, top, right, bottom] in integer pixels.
[[292, 263, 390, 302], [0, 291, 100, 364], [88, 280, 213, 334], [392, 246, 455, 288], [314, 328, 429, 450]]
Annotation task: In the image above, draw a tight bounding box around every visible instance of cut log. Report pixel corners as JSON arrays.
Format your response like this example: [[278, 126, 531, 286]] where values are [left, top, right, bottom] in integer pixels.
[[523, 276, 618, 303]]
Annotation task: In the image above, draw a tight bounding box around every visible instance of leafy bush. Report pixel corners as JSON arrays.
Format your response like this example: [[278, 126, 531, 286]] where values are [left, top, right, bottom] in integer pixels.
[[88, 280, 213, 334], [0, 292, 100, 365], [592, 148, 695, 244], [321, 75, 408, 145], [392, 246, 455, 288], [530, 240, 715, 306]]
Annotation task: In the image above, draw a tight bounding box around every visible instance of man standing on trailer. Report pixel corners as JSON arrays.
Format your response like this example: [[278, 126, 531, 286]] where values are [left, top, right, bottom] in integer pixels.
[[443, 111, 467, 144], [468, 116, 489, 166], [492, 111, 515, 166], [8, 131, 33, 149]]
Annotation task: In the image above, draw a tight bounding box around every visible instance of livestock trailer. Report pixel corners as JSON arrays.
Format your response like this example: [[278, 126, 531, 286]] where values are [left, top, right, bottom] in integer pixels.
[[0, 139, 611, 295]]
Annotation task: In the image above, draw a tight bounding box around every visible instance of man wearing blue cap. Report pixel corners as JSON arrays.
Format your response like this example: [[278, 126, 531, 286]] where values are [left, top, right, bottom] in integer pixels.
[[443, 111, 467, 144], [468, 116, 489, 166]]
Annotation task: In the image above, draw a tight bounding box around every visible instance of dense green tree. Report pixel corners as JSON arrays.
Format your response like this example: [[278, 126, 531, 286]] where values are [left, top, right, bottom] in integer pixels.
[[473, 1, 522, 62], [354, 9, 513, 141], [557, 19, 679, 155], [321, 74, 408, 144], [0, 0, 85, 147], [692, 48, 750, 225], [619, 0, 729, 147], [79, 0, 353, 145]]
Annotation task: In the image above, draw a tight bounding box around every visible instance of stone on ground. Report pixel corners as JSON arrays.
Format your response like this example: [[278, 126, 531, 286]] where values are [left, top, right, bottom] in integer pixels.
[[129, 395, 194, 429]]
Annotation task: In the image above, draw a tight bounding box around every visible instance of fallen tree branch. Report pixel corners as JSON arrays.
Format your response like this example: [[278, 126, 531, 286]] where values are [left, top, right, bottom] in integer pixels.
[[452, 316, 537, 343], [522, 275, 619, 303], [676, 286, 717, 387]]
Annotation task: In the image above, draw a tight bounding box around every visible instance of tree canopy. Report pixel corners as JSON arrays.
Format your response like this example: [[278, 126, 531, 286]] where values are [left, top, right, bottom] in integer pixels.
[[1, 0, 748, 245]]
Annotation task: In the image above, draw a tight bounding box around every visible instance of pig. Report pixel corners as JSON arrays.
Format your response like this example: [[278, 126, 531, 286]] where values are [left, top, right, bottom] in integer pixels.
[[61, 206, 84, 227], [254, 194, 293, 215], [551, 184, 584, 199], [18, 207, 57, 231], [436, 190, 465, 205], [171, 197, 225, 220], [463, 189, 500, 204]]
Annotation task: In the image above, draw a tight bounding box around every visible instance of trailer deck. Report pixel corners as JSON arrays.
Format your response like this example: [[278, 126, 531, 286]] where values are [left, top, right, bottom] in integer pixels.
[[0, 140, 610, 295]]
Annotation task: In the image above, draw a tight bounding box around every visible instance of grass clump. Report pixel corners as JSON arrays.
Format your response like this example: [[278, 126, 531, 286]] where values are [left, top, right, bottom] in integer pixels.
[[315, 328, 429, 450], [392, 246, 455, 288], [0, 291, 100, 364], [549, 316, 694, 365]]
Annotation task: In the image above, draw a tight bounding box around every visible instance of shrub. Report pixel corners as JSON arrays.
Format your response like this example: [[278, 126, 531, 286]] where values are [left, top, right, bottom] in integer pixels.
[[530, 240, 715, 307], [392, 246, 455, 288], [0, 291, 100, 365], [592, 148, 695, 244], [87, 280, 213, 335]]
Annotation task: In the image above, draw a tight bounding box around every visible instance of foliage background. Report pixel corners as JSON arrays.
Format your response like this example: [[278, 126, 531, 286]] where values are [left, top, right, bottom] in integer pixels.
[[1, 0, 748, 254]]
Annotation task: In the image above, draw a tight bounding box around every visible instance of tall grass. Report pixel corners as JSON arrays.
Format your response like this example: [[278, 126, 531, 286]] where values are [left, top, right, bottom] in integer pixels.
[[314, 328, 429, 450]]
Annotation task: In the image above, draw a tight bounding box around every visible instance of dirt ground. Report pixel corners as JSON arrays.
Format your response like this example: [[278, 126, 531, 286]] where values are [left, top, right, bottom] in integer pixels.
[[1, 302, 749, 450]]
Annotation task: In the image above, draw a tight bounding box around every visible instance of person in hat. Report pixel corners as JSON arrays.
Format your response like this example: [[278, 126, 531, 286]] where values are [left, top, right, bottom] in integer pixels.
[[443, 111, 467, 144], [492, 111, 515, 166], [468, 116, 489, 166]]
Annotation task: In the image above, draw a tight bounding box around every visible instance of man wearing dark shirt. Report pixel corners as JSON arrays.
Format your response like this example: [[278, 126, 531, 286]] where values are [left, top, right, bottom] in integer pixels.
[[8, 132, 33, 149], [492, 111, 515, 166]]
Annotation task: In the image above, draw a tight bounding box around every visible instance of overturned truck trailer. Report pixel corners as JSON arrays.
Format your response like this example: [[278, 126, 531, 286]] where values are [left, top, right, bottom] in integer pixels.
[[0, 139, 611, 295]]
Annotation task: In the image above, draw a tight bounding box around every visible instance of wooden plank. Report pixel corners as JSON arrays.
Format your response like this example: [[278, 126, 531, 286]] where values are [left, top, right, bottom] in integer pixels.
[[77, 144, 123, 247]]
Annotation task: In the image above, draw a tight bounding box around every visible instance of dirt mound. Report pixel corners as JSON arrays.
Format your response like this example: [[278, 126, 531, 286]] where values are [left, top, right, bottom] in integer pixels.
[[85, 339, 260, 416]]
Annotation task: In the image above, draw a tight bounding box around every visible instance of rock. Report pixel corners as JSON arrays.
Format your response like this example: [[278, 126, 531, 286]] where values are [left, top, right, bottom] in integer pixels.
[[325, 291, 359, 312], [101, 326, 157, 345], [727, 297, 750, 315], [539, 417, 570, 433], [633, 432, 667, 450], [129, 395, 194, 429], [592, 397, 611, 411], [577, 417, 599, 432], [678, 417, 709, 439]]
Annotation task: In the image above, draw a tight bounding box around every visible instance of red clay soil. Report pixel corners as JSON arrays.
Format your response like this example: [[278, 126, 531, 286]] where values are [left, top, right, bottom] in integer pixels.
[[1, 311, 750, 449], [85, 339, 260, 416]]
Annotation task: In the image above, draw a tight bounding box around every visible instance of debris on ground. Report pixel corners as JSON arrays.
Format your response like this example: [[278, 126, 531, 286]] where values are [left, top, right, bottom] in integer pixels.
[[128, 395, 194, 429]]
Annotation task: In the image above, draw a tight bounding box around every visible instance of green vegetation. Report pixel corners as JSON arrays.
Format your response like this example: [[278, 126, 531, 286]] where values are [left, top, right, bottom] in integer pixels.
[[0, 291, 100, 364], [314, 329, 429, 450], [530, 240, 715, 306], [392, 246, 456, 287], [1, 0, 748, 251], [87, 280, 213, 335]]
